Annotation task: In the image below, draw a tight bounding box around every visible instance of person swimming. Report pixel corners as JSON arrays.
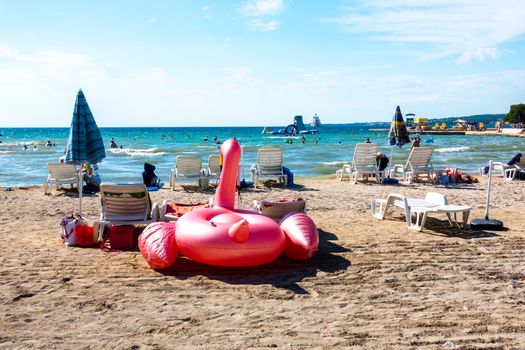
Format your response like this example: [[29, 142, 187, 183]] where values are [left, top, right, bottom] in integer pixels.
[[23, 145, 28, 150], [45, 140, 52, 147], [110, 138, 118, 149], [203, 136, 209, 141]]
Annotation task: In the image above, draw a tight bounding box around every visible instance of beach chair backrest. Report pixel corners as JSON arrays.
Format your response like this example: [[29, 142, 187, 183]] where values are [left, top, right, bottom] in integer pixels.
[[48, 163, 78, 180], [100, 184, 150, 221], [208, 155, 221, 176], [258, 148, 284, 175], [176, 156, 203, 175], [352, 143, 379, 171], [258, 199, 306, 221], [407, 147, 433, 170], [424, 192, 448, 206]]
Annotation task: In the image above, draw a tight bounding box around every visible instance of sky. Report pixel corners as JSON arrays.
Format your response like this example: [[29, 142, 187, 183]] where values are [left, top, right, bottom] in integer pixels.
[[0, 0, 524, 127]]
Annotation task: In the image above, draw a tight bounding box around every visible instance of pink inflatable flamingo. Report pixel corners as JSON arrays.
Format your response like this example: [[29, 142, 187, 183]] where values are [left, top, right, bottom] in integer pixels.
[[139, 138, 318, 268]]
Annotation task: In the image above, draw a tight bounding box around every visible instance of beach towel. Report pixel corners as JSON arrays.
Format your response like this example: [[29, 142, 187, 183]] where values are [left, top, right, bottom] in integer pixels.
[[165, 202, 210, 218], [146, 182, 164, 192]]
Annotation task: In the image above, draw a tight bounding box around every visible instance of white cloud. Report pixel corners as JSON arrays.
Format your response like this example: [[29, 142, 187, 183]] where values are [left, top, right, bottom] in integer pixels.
[[239, 0, 284, 31], [0, 44, 89, 66], [247, 19, 280, 32], [146, 17, 157, 24], [328, 0, 525, 63], [240, 0, 284, 17]]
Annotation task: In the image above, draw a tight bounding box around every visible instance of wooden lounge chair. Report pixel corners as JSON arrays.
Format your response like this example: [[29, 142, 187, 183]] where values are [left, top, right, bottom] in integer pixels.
[[250, 148, 287, 187], [169, 156, 207, 190], [391, 147, 435, 183], [371, 192, 471, 232], [347, 143, 383, 184], [44, 163, 81, 194]]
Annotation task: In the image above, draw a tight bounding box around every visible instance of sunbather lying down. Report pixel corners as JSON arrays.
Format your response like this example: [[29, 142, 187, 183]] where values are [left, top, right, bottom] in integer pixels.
[[371, 192, 472, 232]]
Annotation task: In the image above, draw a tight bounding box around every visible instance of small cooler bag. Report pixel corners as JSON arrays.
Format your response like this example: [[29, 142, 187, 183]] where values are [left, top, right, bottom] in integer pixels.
[[100, 225, 135, 251]]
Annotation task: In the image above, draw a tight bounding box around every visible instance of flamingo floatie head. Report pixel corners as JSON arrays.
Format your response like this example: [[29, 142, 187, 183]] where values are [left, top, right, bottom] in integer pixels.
[[214, 138, 241, 210]]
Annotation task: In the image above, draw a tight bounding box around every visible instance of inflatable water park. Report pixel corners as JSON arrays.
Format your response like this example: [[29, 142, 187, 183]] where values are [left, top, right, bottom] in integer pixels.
[[262, 115, 320, 136]]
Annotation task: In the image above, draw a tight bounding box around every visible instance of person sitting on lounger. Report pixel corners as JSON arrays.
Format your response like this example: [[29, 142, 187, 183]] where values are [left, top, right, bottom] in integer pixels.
[[142, 162, 161, 187]]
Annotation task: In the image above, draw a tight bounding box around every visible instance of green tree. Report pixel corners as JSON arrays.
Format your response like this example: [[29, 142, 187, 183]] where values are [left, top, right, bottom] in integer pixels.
[[505, 104, 525, 123]]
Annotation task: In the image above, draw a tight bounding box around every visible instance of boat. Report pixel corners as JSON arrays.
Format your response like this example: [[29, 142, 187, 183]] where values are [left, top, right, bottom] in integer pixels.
[[261, 126, 274, 134], [310, 114, 322, 128], [270, 115, 319, 136]]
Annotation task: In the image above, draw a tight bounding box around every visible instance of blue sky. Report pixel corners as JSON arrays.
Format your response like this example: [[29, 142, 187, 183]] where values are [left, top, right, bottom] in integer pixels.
[[0, 0, 524, 127]]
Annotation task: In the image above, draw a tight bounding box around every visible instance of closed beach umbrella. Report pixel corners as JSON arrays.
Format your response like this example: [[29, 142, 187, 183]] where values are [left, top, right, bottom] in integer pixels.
[[387, 106, 410, 174], [388, 105, 410, 147], [64, 89, 106, 215]]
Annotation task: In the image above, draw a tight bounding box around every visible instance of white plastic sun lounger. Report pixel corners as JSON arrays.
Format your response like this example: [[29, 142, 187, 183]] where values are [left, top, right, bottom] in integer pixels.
[[341, 143, 383, 184], [391, 147, 435, 183], [371, 192, 471, 232], [44, 163, 82, 194]]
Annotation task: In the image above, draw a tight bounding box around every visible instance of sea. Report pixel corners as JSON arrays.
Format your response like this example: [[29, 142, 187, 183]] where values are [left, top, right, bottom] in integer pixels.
[[0, 125, 522, 187]]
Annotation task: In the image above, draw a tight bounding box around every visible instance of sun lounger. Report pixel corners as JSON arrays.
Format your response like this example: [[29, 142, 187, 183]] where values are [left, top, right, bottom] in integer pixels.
[[169, 156, 208, 190], [481, 153, 525, 181], [94, 183, 152, 238], [250, 148, 287, 187], [253, 198, 306, 222], [339, 143, 383, 184], [206, 155, 221, 184], [371, 192, 471, 231], [44, 163, 81, 194], [391, 147, 435, 183]]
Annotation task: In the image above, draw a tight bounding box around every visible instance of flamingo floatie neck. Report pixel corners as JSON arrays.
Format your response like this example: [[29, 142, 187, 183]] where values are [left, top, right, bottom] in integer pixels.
[[214, 139, 241, 210]]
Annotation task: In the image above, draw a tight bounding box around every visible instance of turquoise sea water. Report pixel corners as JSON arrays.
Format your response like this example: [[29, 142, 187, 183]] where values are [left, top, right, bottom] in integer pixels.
[[0, 126, 522, 187]]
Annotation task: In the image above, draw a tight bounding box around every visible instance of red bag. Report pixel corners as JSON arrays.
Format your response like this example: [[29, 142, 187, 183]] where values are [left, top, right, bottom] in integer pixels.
[[108, 226, 135, 250], [60, 214, 96, 246], [74, 225, 96, 247]]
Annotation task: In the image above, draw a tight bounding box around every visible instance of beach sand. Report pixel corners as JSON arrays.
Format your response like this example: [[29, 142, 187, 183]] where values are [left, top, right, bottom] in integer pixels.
[[1, 177, 524, 349]]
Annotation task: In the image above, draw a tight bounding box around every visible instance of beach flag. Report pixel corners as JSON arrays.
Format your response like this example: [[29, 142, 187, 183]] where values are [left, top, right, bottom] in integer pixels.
[[388, 106, 410, 147], [64, 89, 106, 165]]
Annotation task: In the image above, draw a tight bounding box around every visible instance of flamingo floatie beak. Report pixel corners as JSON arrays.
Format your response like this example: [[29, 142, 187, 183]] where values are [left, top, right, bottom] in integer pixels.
[[228, 219, 250, 243]]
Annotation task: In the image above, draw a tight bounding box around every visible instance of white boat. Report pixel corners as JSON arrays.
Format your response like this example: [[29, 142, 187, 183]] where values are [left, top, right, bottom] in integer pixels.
[[261, 126, 274, 134], [310, 114, 321, 128]]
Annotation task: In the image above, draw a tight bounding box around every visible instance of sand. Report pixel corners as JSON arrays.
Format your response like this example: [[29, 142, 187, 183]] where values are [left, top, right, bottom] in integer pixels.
[[1, 176, 525, 349]]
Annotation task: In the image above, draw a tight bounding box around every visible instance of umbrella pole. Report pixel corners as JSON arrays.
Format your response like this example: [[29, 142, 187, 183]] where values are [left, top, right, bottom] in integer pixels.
[[388, 146, 394, 177], [78, 167, 83, 216]]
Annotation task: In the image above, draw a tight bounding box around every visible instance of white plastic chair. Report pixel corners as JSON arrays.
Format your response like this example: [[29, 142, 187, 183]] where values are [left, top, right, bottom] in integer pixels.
[[207, 155, 221, 183], [371, 192, 471, 232], [392, 147, 435, 183], [349, 143, 383, 184], [44, 163, 81, 194], [250, 148, 287, 187], [94, 183, 152, 239], [169, 156, 207, 190]]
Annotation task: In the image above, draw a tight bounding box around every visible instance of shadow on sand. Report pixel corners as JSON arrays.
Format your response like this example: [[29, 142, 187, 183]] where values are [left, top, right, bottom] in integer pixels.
[[422, 217, 505, 239], [159, 228, 351, 295]]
